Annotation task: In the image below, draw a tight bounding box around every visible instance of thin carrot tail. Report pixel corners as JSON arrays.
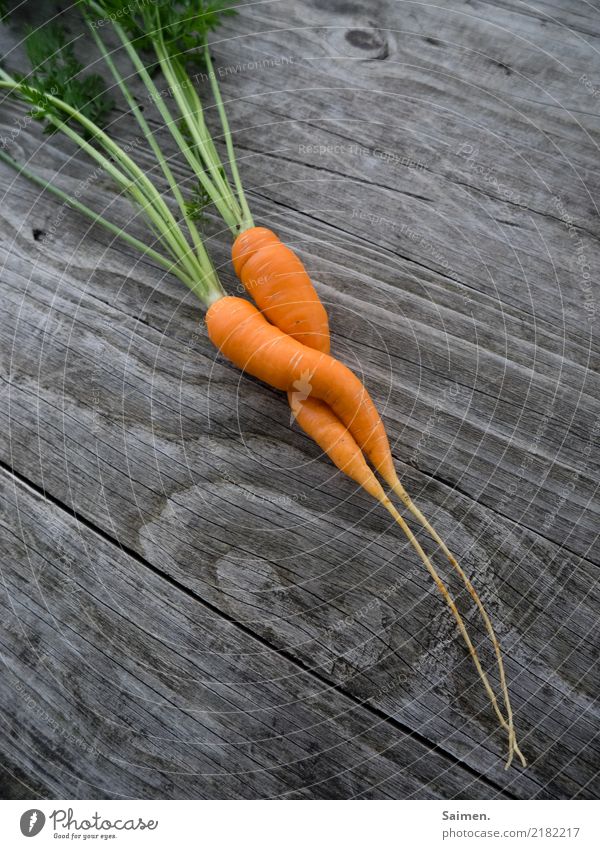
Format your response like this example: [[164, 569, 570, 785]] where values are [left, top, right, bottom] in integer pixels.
[[374, 494, 518, 766], [388, 478, 526, 769]]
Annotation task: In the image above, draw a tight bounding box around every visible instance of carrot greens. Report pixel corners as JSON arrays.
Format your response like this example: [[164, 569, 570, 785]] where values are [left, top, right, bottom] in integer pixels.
[[0, 3, 244, 303], [22, 22, 114, 132], [81, 0, 253, 232]]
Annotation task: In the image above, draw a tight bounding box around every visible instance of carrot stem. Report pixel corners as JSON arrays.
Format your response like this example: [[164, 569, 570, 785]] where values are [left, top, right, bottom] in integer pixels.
[[0, 76, 223, 305], [103, 12, 239, 232], [153, 36, 242, 224], [203, 43, 254, 232], [85, 16, 206, 261], [0, 76, 200, 280], [0, 149, 213, 298]]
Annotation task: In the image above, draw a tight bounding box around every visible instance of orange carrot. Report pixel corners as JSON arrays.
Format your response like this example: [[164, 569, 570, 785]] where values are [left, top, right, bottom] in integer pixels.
[[232, 227, 330, 353], [208, 294, 525, 767], [231, 225, 280, 276]]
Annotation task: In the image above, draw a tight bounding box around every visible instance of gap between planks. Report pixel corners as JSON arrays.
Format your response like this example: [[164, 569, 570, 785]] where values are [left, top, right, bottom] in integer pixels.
[[0, 456, 517, 798]]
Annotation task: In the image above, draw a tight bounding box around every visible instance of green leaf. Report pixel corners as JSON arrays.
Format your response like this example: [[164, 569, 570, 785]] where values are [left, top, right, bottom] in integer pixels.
[[23, 23, 114, 133], [183, 180, 211, 221], [82, 0, 237, 66]]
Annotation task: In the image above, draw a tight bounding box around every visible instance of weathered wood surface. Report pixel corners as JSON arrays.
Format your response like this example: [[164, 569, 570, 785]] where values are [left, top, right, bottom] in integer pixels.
[[0, 0, 598, 799]]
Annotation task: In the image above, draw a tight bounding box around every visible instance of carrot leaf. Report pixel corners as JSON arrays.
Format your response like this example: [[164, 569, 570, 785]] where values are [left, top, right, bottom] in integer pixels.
[[23, 24, 114, 133], [84, 0, 236, 63], [184, 181, 212, 222]]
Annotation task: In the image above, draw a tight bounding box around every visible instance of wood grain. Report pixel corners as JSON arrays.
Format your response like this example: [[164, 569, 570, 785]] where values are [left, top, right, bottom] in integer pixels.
[[3, 468, 502, 799], [0, 0, 598, 798]]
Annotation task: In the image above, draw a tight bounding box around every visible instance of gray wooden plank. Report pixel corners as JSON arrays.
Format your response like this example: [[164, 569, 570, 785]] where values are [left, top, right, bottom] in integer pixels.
[[0, 0, 599, 799], [1, 88, 598, 560], [4, 0, 599, 558], [0, 753, 51, 800], [0, 230, 598, 797], [0, 467, 501, 799], [209, 0, 600, 349]]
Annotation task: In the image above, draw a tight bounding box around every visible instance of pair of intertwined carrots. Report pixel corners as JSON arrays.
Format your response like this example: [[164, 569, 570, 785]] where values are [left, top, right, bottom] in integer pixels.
[[206, 227, 526, 769]]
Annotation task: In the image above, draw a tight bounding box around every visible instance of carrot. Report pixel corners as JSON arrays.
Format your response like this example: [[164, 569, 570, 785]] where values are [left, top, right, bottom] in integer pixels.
[[232, 227, 330, 353], [231, 226, 280, 276], [210, 295, 525, 767]]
